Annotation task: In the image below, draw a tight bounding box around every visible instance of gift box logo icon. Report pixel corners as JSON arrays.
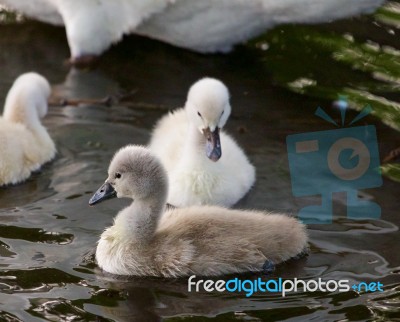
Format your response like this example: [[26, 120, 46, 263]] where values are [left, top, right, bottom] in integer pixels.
[[286, 103, 382, 224]]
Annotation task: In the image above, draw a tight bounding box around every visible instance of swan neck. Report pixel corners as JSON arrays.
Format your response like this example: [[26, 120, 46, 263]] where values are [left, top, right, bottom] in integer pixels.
[[116, 195, 165, 244], [186, 123, 206, 154], [3, 101, 42, 131]]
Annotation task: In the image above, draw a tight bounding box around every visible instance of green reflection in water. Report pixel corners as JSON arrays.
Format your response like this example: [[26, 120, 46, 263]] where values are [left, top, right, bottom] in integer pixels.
[[251, 0, 400, 182], [376, 1, 400, 27], [253, 24, 399, 100], [381, 163, 400, 182], [0, 8, 25, 24]]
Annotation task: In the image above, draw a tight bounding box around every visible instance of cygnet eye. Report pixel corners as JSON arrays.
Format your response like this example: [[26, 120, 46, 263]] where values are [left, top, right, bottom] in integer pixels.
[[197, 111, 202, 118], [115, 172, 121, 179]]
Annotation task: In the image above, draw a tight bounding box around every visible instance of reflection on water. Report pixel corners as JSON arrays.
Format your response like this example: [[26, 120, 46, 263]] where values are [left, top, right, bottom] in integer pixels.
[[0, 1, 400, 321], [251, 0, 400, 185]]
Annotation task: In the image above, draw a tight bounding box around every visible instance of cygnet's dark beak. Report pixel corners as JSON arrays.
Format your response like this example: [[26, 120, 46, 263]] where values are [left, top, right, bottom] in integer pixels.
[[89, 182, 117, 206], [203, 127, 221, 162]]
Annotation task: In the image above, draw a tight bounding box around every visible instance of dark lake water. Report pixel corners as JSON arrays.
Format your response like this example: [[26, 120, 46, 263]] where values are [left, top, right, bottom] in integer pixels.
[[0, 2, 399, 321]]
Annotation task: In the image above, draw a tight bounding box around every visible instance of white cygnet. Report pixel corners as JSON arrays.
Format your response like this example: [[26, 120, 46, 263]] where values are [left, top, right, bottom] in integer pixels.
[[0, 72, 56, 186], [149, 78, 255, 207]]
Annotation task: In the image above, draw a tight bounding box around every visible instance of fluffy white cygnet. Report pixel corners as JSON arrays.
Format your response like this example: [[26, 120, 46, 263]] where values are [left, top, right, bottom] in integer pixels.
[[0, 72, 56, 186], [149, 77, 255, 207], [89, 145, 308, 277]]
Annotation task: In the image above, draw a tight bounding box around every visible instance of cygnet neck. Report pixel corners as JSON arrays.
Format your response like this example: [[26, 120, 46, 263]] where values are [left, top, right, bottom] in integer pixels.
[[115, 185, 167, 245], [184, 123, 207, 158], [4, 100, 43, 132]]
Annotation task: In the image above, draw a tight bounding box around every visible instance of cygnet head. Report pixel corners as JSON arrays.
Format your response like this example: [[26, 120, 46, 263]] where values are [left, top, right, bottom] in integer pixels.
[[3, 72, 51, 122], [89, 145, 168, 206], [185, 78, 231, 162]]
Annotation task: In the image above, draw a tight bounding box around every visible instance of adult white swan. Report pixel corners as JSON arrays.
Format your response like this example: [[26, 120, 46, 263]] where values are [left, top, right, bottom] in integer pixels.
[[149, 77, 255, 207], [0, 72, 56, 186], [89, 145, 308, 277], [0, 0, 384, 64]]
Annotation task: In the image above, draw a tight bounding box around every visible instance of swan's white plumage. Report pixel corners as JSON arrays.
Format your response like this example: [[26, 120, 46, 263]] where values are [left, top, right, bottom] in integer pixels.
[[149, 78, 255, 207], [93, 145, 308, 277], [0, 72, 56, 186], [0, 0, 384, 58]]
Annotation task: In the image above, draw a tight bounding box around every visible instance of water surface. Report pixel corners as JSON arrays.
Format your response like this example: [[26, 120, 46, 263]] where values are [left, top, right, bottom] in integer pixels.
[[0, 2, 399, 321]]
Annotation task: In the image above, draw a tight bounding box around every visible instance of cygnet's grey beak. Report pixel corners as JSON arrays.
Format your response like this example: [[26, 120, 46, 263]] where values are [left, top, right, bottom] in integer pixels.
[[203, 127, 221, 162], [89, 182, 116, 206]]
